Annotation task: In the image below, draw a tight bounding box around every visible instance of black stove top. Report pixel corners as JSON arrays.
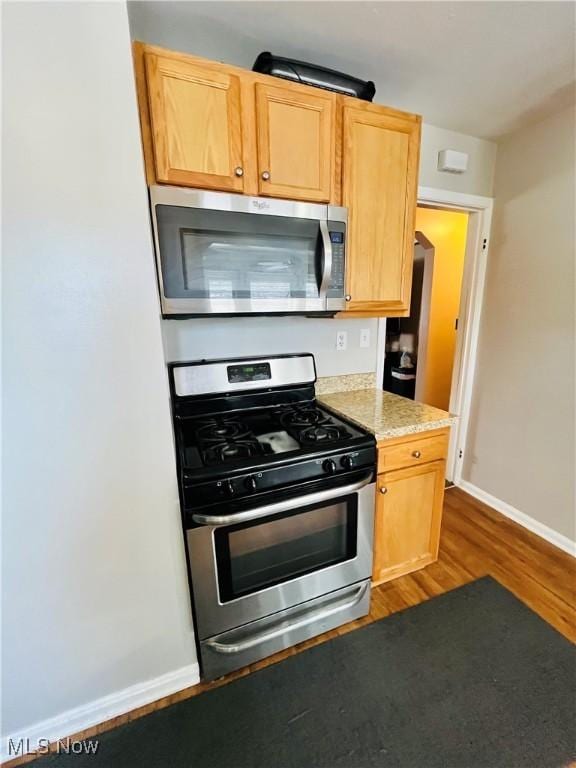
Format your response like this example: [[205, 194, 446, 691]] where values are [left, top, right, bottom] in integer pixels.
[[187, 404, 354, 469], [168, 355, 376, 516]]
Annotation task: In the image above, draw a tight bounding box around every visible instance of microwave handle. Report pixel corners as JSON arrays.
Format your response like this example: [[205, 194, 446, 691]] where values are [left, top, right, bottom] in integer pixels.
[[192, 472, 373, 527], [318, 220, 333, 297]]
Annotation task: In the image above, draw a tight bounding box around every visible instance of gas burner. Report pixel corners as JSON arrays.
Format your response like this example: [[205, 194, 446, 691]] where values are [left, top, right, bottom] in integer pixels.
[[277, 405, 351, 445], [193, 417, 264, 465], [299, 425, 347, 444], [195, 418, 250, 444], [279, 406, 328, 429], [202, 439, 263, 466]]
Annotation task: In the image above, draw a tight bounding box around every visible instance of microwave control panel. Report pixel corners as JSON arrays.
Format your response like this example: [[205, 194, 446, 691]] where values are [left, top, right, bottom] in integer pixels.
[[328, 222, 346, 294]]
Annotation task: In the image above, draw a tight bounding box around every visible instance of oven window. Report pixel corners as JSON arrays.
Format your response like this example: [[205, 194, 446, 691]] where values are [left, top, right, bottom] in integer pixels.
[[214, 498, 358, 602], [156, 206, 321, 300]]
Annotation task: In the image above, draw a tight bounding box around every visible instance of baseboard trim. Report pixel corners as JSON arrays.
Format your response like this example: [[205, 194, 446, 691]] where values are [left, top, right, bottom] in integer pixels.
[[2, 662, 200, 762], [457, 480, 576, 557]]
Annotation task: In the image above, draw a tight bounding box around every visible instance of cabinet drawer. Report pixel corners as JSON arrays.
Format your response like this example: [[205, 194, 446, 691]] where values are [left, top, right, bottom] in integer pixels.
[[377, 430, 449, 473]]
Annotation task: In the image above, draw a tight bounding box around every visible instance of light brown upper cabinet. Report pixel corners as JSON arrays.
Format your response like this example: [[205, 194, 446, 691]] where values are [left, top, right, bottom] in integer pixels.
[[255, 83, 336, 202], [143, 51, 246, 191], [341, 102, 421, 315], [135, 43, 337, 202]]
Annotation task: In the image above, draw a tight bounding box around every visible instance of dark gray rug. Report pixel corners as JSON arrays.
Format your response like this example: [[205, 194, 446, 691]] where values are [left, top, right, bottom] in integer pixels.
[[35, 577, 575, 768]]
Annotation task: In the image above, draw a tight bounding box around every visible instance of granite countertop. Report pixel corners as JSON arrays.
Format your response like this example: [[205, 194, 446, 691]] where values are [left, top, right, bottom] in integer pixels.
[[318, 388, 456, 441]]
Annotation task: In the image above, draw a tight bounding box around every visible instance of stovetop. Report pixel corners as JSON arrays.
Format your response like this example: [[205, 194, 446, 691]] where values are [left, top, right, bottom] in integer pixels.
[[168, 355, 376, 516], [181, 402, 360, 470]]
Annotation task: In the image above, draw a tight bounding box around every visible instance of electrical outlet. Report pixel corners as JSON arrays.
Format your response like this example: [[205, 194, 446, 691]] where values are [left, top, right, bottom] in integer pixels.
[[359, 328, 371, 348], [336, 330, 347, 351]]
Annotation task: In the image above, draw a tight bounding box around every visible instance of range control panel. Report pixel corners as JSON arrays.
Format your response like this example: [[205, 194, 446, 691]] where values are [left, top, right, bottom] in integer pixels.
[[183, 444, 376, 519]]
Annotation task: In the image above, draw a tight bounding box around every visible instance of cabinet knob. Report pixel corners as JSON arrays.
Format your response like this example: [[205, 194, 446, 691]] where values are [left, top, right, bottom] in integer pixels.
[[379, 486, 388, 495], [412, 450, 421, 458], [261, 171, 270, 181], [345, 295, 352, 302], [234, 167, 244, 177]]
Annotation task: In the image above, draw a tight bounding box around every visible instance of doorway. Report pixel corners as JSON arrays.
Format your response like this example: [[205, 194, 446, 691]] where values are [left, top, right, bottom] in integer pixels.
[[383, 206, 469, 410], [376, 187, 494, 484]]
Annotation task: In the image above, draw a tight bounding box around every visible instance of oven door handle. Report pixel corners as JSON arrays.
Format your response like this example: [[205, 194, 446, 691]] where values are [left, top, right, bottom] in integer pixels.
[[191, 472, 373, 527], [204, 581, 369, 655], [318, 219, 333, 298]]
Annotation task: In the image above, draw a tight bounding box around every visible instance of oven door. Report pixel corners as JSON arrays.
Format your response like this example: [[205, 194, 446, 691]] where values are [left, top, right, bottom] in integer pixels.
[[187, 473, 374, 640], [150, 186, 346, 315]]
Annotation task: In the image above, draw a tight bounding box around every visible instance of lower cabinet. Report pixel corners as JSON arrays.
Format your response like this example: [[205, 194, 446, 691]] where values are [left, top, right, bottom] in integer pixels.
[[372, 432, 448, 585]]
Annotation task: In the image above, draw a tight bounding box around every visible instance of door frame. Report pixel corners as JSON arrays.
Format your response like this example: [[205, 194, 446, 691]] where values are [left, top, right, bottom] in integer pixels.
[[412, 232, 435, 403], [376, 186, 493, 484]]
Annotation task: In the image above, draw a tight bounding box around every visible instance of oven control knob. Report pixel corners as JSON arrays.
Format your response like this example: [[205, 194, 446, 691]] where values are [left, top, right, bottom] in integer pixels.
[[225, 480, 236, 496], [244, 476, 257, 492], [323, 459, 337, 475], [340, 454, 354, 470]]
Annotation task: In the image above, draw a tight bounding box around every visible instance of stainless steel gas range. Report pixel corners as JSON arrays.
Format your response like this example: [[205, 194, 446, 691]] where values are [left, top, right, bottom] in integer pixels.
[[169, 353, 376, 680]]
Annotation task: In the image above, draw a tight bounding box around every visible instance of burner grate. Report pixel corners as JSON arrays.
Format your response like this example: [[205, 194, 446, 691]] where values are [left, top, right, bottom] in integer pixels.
[[299, 425, 343, 444], [279, 407, 328, 429], [194, 417, 264, 466], [202, 439, 264, 466], [277, 405, 351, 444], [196, 419, 251, 443]]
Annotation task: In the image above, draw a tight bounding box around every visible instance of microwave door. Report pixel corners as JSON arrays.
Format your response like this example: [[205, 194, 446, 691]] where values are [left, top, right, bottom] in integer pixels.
[[151, 187, 340, 315]]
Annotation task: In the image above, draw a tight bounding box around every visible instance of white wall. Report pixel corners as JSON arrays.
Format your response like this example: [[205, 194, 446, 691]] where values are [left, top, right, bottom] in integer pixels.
[[420, 124, 497, 198], [163, 317, 379, 375], [463, 104, 575, 542], [2, 0, 197, 744]]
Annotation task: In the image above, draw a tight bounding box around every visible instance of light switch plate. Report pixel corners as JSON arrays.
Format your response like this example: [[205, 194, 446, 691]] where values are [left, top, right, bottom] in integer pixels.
[[360, 328, 371, 348], [336, 330, 347, 351]]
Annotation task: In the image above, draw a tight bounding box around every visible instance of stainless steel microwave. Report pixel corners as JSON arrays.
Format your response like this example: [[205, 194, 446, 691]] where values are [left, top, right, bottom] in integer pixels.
[[150, 186, 347, 316]]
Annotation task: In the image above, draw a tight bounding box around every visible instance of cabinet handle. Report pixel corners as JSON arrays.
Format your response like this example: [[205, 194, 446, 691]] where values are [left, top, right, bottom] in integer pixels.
[[261, 171, 270, 181], [412, 450, 421, 458], [234, 167, 244, 177], [345, 295, 352, 302], [379, 486, 388, 495]]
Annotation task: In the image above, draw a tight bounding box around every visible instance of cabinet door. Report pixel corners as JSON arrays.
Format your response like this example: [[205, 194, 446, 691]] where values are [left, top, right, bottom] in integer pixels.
[[342, 104, 421, 314], [255, 83, 336, 202], [373, 460, 445, 585], [145, 53, 245, 191]]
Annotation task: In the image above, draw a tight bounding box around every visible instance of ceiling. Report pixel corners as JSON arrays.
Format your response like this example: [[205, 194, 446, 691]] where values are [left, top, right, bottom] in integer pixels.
[[128, 1, 575, 140]]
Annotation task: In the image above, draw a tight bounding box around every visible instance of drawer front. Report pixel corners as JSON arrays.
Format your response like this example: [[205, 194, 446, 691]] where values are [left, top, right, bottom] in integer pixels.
[[377, 430, 449, 473]]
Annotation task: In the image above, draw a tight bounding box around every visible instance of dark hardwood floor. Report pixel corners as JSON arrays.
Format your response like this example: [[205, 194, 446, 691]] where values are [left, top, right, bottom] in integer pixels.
[[7, 488, 575, 767]]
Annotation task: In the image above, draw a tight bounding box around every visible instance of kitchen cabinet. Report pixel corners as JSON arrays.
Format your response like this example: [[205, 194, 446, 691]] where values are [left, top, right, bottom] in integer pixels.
[[373, 429, 448, 585], [255, 83, 336, 202], [134, 43, 337, 202], [341, 102, 421, 315], [142, 51, 246, 191]]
